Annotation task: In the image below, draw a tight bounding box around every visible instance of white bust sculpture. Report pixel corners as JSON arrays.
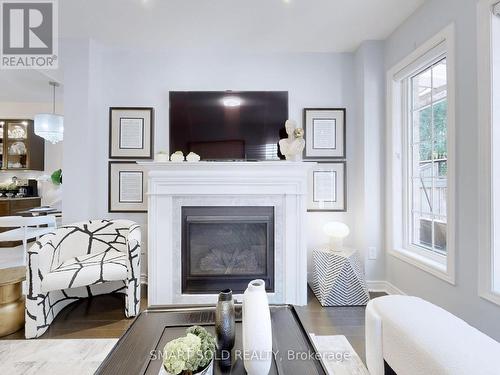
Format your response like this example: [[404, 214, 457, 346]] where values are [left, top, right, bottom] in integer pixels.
[[279, 120, 305, 161]]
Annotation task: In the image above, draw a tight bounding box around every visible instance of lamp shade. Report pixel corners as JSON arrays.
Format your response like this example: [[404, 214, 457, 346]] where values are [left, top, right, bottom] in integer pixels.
[[34, 113, 64, 144], [323, 221, 350, 239]]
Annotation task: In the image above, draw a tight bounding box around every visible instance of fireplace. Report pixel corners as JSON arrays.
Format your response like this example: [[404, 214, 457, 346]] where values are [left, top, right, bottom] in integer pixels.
[[181, 206, 275, 294]]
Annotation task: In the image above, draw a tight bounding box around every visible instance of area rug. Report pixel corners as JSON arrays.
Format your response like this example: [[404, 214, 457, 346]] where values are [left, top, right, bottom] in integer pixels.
[[0, 338, 118, 374], [309, 334, 369, 375]]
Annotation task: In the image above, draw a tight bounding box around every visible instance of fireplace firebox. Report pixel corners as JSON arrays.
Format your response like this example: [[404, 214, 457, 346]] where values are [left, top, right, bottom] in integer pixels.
[[181, 206, 274, 294]]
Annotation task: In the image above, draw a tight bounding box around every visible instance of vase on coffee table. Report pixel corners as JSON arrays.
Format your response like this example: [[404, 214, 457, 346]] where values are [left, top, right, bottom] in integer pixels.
[[215, 289, 235, 354], [242, 279, 272, 375]]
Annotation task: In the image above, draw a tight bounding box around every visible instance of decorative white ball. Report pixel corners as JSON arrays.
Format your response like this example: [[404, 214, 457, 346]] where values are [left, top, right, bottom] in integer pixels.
[[170, 151, 185, 162], [186, 152, 201, 162]]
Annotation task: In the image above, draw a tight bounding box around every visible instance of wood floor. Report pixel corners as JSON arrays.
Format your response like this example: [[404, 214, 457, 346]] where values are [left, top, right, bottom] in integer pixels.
[[2, 286, 384, 363]]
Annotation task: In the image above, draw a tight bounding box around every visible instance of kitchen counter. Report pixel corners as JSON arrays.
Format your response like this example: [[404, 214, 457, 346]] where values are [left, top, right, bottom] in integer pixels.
[[0, 196, 40, 200]]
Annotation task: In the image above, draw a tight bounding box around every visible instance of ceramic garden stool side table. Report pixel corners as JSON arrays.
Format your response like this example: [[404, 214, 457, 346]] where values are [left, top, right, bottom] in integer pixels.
[[0, 266, 25, 337], [311, 249, 370, 306]]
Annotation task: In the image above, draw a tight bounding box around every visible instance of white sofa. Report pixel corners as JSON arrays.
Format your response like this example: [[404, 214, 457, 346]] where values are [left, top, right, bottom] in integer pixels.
[[25, 219, 141, 338], [366, 295, 500, 375]]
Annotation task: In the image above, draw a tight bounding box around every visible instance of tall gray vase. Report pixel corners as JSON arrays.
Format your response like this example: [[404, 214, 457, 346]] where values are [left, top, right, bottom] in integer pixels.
[[215, 289, 235, 352]]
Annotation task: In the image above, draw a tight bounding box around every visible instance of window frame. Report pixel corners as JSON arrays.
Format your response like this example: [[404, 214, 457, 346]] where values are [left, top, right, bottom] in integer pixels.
[[386, 24, 456, 284], [478, 0, 500, 306]]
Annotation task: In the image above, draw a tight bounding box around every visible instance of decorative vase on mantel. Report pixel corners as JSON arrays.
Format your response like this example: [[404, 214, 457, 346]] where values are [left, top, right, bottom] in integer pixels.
[[215, 289, 235, 354], [242, 279, 273, 375]]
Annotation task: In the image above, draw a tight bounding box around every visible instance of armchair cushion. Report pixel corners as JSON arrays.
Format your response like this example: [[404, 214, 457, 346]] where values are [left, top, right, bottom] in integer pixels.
[[40, 248, 127, 293]]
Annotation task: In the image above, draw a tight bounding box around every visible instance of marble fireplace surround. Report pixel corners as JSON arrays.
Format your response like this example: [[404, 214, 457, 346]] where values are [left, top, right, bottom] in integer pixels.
[[142, 162, 312, 306]]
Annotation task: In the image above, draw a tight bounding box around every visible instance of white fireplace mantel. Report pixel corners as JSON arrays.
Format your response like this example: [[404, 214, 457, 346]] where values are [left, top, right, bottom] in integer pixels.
[[141, 161, 313, 306]]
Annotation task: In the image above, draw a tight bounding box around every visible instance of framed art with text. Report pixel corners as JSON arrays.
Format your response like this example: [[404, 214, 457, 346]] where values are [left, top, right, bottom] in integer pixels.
[[303, 108, 346, 159], [109, 107, 154, 159], [307, 162, 346, 212], [108, 161, 147, 212]]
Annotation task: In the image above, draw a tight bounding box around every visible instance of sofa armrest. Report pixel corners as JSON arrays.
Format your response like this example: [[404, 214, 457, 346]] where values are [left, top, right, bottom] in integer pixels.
[[365, 300, 384, 375]]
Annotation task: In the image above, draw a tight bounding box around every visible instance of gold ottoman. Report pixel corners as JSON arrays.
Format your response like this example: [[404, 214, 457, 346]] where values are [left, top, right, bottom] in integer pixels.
[[0, 266, 25, 337]]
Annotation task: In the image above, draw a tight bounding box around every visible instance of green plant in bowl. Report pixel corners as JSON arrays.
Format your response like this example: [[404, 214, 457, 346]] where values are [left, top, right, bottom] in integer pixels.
[[162, 325, 216, 375]]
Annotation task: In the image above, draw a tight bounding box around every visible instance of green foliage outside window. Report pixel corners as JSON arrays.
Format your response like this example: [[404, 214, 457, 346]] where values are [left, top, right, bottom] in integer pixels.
[[418, 100, 447, 176]]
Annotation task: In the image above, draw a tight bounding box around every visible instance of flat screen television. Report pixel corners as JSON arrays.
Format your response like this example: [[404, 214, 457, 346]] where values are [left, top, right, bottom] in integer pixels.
[[169, 91, 288, 161]]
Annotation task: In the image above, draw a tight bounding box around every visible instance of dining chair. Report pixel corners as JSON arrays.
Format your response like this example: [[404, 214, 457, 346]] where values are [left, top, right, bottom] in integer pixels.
[[0, 215, 57, 265]]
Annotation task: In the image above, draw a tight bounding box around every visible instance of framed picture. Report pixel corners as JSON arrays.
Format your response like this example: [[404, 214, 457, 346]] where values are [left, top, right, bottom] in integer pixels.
[[108, 161, 147, 212], [307, 162, 346, 212], [109, 107, 154, 159], [303, 108, 346, 159]]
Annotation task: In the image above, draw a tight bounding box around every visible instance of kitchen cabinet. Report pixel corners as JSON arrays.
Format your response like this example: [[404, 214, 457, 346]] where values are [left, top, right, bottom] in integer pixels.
[[0, 120, 44, 171]]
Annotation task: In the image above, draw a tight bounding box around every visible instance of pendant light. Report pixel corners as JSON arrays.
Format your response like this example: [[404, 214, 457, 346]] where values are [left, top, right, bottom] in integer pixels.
[[34, 81, 64, 144]]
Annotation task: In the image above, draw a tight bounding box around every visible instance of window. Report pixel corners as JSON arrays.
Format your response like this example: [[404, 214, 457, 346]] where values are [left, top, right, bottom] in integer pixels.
[[478, 0, 500, 305], [408, 59, 448, 255], [387, 25, 455, 283]]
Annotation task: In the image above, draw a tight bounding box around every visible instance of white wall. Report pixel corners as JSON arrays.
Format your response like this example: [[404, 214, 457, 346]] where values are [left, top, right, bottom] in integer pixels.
[[354, 41, 386, 281], [61, 42, 386, 283], [0, 101, 63, 205], [384, 0, 500, 340]]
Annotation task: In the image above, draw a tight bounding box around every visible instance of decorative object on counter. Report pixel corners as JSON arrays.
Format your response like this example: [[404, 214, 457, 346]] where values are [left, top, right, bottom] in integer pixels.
[[51, 169, 62, 185], [311, 249, 370, 306], [242, 279, 272, 375], [279, 119, 305, 161], [303, 108, 346, 159], [34, 81, 64, 144], [186, 152, 201, 162], [160, 325, 216, 375], [215, 289, 236, 354], [109, 107, 154, 159], [170, 151, 185, 162], [155, 151, 169, 162], [308, 161, 346, 212], [323, 221, 350, 251], [108, 161, 147, 212]]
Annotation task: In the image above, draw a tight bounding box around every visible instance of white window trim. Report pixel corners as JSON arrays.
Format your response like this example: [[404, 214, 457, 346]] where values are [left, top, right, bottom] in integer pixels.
[[386, 24, 456, 285], [478, 0, 500, 306]]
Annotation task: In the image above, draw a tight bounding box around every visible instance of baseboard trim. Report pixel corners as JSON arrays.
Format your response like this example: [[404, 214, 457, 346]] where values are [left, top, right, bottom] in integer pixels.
[[141, 275, 404, 295], [367, 280, 406, 295]]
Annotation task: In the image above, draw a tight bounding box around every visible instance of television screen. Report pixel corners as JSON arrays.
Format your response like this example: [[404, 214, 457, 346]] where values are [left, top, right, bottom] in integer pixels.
[[169, 91, 288, 161]]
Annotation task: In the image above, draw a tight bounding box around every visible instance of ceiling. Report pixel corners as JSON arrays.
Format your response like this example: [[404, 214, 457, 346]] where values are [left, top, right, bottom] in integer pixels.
[[0, 70, 63, 103], [60, 0, 426, 53], [1, 0, 425, 103]]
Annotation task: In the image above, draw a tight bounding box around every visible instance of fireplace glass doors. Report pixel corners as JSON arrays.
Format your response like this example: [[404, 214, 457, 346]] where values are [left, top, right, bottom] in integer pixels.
[[181, 206, 274, 294]]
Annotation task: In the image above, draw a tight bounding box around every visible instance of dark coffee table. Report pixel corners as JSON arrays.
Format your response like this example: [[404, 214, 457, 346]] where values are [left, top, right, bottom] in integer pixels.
[[96, 305, 327, 375]]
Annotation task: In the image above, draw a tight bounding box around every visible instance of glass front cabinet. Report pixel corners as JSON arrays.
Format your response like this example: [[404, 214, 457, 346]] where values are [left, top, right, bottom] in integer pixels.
[[0, 120, 44, 171]]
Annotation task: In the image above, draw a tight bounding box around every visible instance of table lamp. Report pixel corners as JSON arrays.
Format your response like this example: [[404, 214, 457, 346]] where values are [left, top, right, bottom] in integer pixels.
[[323, 221, 350, 251]]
